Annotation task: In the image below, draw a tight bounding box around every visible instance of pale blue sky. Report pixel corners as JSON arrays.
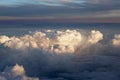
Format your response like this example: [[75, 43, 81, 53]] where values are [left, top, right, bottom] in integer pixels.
[[0, 0, 84, 6]]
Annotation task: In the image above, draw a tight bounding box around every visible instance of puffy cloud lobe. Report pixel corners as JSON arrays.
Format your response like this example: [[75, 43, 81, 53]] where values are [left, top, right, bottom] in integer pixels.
[[88, 30, 103, 44], [56, 30, 82, 46], [0, 29, 103, 54], [0, 35, 10, 44], [73, 30, 104, 54], [0, 64, 39, 80], [2, 31, 49, 50], [51, 29, 82, 53], [112, 34, 120, 47], [11, 64, 25, 77]]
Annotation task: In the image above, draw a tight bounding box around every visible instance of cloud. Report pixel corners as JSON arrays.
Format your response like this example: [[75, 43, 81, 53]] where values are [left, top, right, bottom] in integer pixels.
[[33, 0, 73, 3], [112, 34, 120, 47], [88, 30, 103, 44], [87, 0, 120, 5], [0, 29, 104, 54], [0, 35, 10, 44], [0, 29, 120, 80], [52, 29, 82, 53], [61, 0, 72, 2], [0, 0, 120, 21], [0, 64, 39, 80]]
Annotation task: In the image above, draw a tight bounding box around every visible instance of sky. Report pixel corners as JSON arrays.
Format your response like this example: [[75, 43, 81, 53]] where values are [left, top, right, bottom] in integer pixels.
[[0, 0, 120, 23]]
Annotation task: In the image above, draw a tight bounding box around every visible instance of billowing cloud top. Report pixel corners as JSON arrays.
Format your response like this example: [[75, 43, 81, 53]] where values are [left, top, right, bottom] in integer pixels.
[[112, 34, 120, 47], [0, 64, 39, 80], [0, 29, 104, 54]]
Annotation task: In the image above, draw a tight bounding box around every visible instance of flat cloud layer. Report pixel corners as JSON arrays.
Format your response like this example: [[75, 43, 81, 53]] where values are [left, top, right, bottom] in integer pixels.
[[0, 0, 120, 23], [0, 29, 120, 80]]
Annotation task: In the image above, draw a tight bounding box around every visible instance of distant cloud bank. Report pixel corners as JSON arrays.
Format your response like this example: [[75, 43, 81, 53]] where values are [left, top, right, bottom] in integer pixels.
[[0, 29, 120, 80]]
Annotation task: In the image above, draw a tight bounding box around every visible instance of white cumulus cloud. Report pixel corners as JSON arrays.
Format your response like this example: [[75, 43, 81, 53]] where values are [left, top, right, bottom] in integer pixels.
[[0, 64, 39, 80], [112, 34, 120, 47], [0, 29, 104, 54], [88, 30, 103, 44]]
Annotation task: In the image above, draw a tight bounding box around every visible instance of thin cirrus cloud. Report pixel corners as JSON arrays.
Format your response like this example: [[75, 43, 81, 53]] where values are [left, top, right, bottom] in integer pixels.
[[0, 0, 120, 22]]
